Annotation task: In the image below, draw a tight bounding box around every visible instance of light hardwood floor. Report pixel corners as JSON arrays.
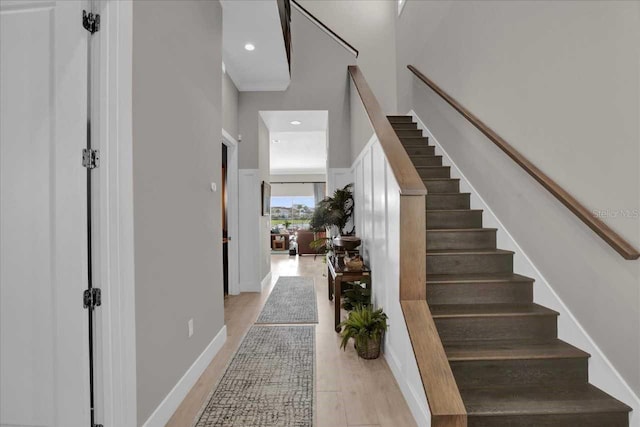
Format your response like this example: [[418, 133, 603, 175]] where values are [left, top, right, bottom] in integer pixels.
[[166, 255, 417, 427]]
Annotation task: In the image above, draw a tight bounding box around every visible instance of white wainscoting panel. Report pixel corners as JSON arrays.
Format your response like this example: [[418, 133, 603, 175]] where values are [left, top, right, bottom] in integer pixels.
[[352, 138, 431, 427]]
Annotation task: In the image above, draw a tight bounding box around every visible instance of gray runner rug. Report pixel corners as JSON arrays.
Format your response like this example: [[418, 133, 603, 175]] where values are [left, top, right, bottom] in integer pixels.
[[256, 276, 318, 324], [194, 325, 315, 427]]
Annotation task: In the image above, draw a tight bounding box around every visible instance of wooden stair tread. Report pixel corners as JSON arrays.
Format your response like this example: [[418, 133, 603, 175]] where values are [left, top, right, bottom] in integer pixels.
[[428, 248, 514, 255], [423, 177, 460, 180], [444, 339, 589, 361], [427, 273, 532, 284], [428, 208, 481, 212], [430, 303, 558, 318], [462, 384, 632, 416], [400, 136, 429, 141], [428, 228, 497, 233]]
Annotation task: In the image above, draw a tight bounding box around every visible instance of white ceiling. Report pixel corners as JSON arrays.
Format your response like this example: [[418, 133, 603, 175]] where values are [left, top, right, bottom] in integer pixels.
[[221, 1, 290, 91], [260, 110, 328, 132], [269, 131, 327, 175], [262, 111, 328, 175]]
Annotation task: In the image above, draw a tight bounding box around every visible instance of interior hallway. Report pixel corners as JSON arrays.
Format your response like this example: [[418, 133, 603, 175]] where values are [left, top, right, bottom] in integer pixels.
[[167, 255, 416, 427]]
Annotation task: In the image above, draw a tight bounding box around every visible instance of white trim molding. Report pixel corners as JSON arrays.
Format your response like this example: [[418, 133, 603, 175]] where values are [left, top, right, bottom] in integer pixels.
[[141, 326, 227, 427], [94, 1, 137, 426], [410, 110, 640, 427], [222, 130, 240, 295], [260, 271, 273, 292]]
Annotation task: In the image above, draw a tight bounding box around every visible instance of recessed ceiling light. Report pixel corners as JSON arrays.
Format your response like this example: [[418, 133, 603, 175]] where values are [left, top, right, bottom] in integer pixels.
[[244, 43, 255, 51], [290, 120, 301, 125], [272, 139, 280, 143]]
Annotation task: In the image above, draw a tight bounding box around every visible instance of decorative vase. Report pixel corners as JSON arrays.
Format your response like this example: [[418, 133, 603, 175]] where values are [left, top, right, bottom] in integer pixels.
[[333, 236, 361, 251]]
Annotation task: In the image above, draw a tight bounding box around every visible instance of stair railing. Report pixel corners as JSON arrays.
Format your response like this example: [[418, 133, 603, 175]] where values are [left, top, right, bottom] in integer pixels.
[[407, 64, 639, 261], [349, 65, 467, 427]]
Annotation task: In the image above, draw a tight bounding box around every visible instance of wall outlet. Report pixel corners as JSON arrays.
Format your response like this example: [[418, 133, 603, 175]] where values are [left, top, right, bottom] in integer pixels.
[[188, 318, 194, 338]]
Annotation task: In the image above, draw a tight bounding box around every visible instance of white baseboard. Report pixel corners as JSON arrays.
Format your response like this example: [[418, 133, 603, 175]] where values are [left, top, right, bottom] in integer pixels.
[[260, 271, 272, 292], [384, 348, 430, 427], [239, 281, 258, 293], [141, 325, 227, 427], [410, 110, 640, 427]]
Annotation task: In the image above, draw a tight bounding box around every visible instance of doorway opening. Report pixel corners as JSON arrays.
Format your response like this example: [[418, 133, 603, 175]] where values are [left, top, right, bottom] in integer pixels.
[[222, 131, 240, 295], [222, 144, 229, 295], [259, 110, 329, 258]]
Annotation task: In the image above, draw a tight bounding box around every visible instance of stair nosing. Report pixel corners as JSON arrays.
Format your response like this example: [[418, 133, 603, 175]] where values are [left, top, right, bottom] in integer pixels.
[[464, 384, 632, 415], [427, 208, 482, 212], [427, 273, 533, 284], [431, 303, 559, 319], [427, 248, 514, 255], [445, 339, 590, 362], [427, 228, 497, 232]]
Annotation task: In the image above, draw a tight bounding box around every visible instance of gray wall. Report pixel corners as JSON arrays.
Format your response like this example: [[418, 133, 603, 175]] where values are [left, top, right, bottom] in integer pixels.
[[297, 0, 398, 114], [349, 78, 375, 163], [238, 7, 356, 171], [132, 1, 225, 424], [222, 70, 239, 138], [258, 116, 271, 282], [397, 0, 640, 394]]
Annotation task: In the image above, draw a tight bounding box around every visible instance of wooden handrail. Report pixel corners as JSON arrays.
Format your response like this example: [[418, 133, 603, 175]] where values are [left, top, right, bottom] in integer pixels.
[[276, 0, 292, 73], [348, 65, 426, 196], [350, 65, 466, 427], [291, 0, 359, 57], [408, 64, 640, 260]]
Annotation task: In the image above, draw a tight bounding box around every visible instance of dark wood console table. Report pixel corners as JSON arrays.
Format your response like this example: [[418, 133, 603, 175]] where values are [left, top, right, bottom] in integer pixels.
[[327, 257, 371, 332]]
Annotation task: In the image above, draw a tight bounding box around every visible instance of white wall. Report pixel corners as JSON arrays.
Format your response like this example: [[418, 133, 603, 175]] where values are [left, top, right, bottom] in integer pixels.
[[132, 1, 226, 424], [271, 183, 315, 197], [297, 0, 398, 113], [270, 173, 326, 183], [397, 0, 640, 395]]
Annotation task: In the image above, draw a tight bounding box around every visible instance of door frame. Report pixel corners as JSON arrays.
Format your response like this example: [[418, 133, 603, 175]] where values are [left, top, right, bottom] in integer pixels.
[[92, 1, 137, 426], [222, 129, 240, 296]]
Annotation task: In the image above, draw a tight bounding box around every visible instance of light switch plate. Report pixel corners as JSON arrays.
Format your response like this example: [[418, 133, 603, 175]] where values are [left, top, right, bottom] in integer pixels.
[[210, 182, 217, 192]]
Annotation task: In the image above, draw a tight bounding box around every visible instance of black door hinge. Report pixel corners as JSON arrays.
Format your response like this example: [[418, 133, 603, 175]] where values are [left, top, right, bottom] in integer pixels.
[[83, 10, 100, 34], [83, 288, 102, 309], [83, 149, 100, 169]]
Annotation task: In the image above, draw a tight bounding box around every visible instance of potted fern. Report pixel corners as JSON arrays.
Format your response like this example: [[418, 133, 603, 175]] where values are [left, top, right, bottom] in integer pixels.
[[339, 305, 388, 359]]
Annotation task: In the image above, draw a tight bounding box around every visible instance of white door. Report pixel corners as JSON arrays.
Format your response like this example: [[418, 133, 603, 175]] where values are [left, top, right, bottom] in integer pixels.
[[1, 1, 91, 426]]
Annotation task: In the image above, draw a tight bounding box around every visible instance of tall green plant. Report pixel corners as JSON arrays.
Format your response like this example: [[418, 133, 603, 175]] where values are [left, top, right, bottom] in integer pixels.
[[310, 183, 354, 235]]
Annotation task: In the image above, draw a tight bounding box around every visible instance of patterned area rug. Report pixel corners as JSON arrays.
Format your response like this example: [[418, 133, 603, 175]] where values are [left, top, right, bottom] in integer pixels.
[[194, 326, 315, 427], [256, 276, 318, 324]]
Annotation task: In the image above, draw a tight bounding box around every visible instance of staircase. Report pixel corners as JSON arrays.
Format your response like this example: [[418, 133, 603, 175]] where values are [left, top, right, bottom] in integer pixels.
[[388, 115, 632, 427]]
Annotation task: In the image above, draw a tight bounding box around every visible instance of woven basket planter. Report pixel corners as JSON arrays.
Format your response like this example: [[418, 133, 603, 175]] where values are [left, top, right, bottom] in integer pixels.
[[355, 335, 382, 359]]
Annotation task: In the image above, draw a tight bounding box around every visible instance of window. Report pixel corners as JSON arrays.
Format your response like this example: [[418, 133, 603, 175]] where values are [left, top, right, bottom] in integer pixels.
[[271, 196, 315, 231]]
